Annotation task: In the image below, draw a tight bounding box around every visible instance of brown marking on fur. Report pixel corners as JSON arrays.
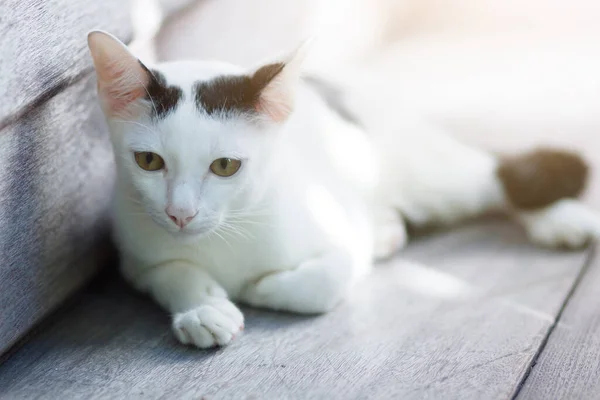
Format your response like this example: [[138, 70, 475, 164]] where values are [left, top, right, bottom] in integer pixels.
[[497, 148, 589, 210], [138, 63, 184, 119], [194, 63, 285, 116]]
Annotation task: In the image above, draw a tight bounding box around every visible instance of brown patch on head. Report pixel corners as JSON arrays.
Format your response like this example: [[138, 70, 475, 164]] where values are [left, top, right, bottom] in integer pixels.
[[497, 148, 589, 210], [194, 62, 285, 117], [139, 63, 184, 119]]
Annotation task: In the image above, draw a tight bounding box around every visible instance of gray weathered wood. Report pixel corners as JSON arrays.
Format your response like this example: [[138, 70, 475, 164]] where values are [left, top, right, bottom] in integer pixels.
[[516, 245, 600, 400], [0, 73, 115, 354], [0, 220, 589, 399], [0, 0, 131, 128]]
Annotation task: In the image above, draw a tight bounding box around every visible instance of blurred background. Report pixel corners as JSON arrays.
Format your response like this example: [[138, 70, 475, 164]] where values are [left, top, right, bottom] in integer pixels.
[[136, 0, 600, 196]]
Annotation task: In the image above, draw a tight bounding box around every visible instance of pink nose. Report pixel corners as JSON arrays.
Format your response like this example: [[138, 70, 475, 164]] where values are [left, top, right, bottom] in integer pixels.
[[165, 208, 197, 229]]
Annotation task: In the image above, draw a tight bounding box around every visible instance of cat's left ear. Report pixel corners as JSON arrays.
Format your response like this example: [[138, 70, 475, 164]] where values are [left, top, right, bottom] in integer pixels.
[[87, 30, 152, 119], [249, 40, 311, 123]]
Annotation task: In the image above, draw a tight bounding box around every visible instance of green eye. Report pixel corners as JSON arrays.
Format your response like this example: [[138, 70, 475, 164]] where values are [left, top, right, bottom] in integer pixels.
[[134, 152, 165, 171], [210, 158, 242, 177]]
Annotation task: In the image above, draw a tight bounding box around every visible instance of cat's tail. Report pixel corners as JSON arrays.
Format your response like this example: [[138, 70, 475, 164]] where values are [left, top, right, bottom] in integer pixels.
[[497, 148, 589, 212], [496, 147, 600, 247]]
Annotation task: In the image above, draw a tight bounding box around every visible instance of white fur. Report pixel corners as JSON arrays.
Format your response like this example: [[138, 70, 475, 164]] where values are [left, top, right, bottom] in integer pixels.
[[519, 199, 600, 248], [89, 32, 600, 349]]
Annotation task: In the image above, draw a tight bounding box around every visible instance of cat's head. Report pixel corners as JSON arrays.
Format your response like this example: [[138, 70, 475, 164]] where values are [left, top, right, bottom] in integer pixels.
[[88, 31, 305, 237]]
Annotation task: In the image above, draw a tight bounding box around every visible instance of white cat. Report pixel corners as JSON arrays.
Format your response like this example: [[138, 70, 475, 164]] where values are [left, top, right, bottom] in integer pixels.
[[88, 31, 600, 349]]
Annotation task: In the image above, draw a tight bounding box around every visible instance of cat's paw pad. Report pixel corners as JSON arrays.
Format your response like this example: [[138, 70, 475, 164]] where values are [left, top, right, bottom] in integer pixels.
[[374, 221, 408, 260], [521, 200, 600, 249], [172, 297, 244, 348]]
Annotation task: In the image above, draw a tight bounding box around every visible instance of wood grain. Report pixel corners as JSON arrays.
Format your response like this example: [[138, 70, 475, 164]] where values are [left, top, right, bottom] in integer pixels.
[[516, 245, 600, 400], [0, 0, 131, 128], [0, 220, 589, 399]]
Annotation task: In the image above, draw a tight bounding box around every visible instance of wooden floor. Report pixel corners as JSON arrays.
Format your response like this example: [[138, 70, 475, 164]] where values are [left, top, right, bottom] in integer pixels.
[[0, 219, 598, 399]]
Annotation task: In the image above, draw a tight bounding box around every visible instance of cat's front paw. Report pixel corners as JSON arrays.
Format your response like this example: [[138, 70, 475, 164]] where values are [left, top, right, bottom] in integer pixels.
[[172, 297, 244, 348]]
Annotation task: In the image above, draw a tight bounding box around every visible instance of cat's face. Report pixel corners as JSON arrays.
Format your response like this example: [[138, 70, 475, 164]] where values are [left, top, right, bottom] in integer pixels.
[[113, 90, 277, 236], [88, 31, 302, 237]]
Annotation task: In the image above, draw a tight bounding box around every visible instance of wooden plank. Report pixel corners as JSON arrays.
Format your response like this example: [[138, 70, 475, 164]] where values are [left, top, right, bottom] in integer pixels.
[[0, 73, 115, 354], [0, 0, 131, 128], [0, 220, 588, 399], [516, 245, 600, 400]]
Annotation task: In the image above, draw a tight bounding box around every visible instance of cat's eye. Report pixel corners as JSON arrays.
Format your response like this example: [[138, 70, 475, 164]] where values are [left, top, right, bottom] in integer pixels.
[[210, 158, 242, 177], [134, 152, 165, 171]]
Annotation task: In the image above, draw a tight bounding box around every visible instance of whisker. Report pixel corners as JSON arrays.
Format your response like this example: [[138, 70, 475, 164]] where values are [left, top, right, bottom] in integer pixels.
[[132, 70, 160, 119], [219, 226, 241, 242], [213, 230, 233, 251], [227, 208, 273, 215], [225, 216, 275, 229], [220, 222, 254, 241]]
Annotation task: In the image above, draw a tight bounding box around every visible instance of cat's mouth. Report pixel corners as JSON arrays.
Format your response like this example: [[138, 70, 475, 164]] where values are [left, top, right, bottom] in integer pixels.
[[168, 223, 217, 239], [159, 214, 222, 239]]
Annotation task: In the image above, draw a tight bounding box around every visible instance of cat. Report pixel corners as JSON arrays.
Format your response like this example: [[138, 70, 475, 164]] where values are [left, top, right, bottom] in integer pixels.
[[87, 30, 600, 349]]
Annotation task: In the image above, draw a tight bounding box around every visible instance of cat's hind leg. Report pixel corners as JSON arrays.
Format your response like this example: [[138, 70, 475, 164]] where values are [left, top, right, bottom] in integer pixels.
[[501, 149, 599, 247], [376, 122, 600, 249], [518, 199, 600, 248], [372, 123, 504, 257]]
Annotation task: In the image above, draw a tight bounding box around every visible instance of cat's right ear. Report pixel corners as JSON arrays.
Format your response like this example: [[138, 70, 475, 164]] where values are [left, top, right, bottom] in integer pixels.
[[87, 31, 150, 119], [248, 39, 312, 123]]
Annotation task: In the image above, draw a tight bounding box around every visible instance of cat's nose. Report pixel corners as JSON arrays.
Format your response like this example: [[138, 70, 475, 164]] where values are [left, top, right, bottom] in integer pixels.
[[165, 207, 197, 229]]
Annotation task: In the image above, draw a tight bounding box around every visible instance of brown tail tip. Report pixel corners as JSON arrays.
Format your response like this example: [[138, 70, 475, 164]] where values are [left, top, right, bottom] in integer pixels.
[[497, 148, 589, 210]]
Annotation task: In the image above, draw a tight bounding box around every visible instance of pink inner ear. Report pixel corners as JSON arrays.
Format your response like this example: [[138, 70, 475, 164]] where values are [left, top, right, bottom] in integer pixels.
[[255, 77, 294, 123], [98, 60, 149, 117], [255, 95, 292, 123], [102, 83, 147, 116]]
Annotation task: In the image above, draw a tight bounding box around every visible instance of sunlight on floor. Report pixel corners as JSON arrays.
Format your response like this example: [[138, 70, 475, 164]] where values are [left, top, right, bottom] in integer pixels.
[[392, 261, 473, 299]]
